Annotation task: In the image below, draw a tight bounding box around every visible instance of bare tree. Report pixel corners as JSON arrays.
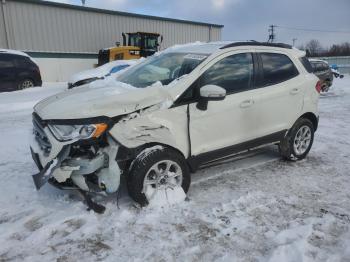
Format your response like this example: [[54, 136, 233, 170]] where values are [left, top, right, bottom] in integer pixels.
[[305, 39, 322, 57]]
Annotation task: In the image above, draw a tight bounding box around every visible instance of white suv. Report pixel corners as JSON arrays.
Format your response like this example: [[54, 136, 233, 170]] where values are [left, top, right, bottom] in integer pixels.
[[30, 42, 320, 212]]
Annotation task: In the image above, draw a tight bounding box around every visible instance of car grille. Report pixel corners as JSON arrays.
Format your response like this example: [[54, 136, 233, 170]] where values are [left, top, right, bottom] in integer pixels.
[[32, 113, 52, 156]]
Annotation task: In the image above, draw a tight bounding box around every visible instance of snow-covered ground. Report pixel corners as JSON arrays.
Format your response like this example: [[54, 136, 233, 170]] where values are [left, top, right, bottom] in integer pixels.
[[0, 79, 350, 261]]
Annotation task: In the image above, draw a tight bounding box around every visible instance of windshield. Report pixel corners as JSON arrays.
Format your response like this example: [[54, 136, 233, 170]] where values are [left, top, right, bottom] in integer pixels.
[[144, 36, 158, 49], [117, 52, 208, 88]]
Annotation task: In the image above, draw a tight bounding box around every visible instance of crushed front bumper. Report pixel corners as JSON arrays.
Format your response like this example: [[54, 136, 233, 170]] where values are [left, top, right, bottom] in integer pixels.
[[31, 145, 69, 190], [30, 114, 121, 193]]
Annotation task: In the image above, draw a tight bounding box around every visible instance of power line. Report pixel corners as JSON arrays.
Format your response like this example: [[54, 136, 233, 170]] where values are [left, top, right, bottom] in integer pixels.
[[276, 25, 350, 34]]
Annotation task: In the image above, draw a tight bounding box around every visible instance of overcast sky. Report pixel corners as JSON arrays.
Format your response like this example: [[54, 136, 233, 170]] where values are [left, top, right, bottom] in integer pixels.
[[51, 0, 350, 48]]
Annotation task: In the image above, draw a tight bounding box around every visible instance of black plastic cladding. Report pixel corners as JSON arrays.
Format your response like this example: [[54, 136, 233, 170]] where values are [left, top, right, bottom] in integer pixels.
[[220, 42, 293, 50]]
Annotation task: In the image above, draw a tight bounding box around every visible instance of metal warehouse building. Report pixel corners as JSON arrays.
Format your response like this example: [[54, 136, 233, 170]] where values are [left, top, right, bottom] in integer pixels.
[[0, 0, 223, 81]]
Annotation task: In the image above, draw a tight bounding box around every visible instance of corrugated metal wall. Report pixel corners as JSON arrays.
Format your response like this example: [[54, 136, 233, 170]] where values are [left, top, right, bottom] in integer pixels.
[[0, 2, 8, 48], [0, 0, 222, 54]]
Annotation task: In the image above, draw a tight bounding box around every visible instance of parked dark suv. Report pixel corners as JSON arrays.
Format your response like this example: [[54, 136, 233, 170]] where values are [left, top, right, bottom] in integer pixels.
[[309, 59, 333, 92], [0, 50, 42, 92]]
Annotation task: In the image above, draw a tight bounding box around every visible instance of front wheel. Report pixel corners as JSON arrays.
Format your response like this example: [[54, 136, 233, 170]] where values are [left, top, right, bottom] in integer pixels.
[[279, 118, 314, 161], [127, 146, 191, 206]]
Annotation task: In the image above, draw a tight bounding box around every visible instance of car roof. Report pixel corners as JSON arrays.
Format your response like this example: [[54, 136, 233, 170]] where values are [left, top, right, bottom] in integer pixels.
[[166, 41, 301, 56], [165, 41, 231, 54], [0, 49, 38, 63], [0, 49, 30, 58]]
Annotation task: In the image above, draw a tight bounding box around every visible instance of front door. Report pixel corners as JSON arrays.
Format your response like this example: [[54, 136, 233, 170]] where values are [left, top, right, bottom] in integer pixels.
[[189, 52, 257, 157]]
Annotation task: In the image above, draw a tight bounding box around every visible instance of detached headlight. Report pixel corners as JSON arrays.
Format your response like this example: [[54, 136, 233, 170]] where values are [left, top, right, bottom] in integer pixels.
[[48, 123, 108, 141]]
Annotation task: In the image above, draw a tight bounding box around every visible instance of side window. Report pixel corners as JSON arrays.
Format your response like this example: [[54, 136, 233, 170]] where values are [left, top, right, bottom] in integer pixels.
[[0, 54, 15, 69], [316, 63, 323, 72], [322, 62, 329, 70], [259, 53, 299, 86], [200, 53, 253, 94], [15, 56, 29, 68]]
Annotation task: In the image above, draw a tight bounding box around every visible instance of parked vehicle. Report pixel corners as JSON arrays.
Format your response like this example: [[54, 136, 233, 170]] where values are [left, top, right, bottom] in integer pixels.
[[309, 59, 333, 92], [30, 42, 320, 212], [68, 59, 138, 89], [0, 49, 42, 92], [330, 65, 344, 79]]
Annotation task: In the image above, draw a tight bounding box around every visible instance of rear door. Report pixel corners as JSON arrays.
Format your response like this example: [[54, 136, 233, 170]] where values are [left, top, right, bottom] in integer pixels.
[[252, 51, 304, 136], [0, 54, 16, 91]]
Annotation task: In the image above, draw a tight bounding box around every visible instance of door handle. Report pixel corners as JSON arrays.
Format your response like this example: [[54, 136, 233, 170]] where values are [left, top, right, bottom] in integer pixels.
[[240, 99, 254, 108], [290, 88, 300, 95]]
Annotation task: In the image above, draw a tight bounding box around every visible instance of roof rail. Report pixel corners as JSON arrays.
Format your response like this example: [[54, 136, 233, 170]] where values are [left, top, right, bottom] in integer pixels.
[[220, 41, 292, 49]]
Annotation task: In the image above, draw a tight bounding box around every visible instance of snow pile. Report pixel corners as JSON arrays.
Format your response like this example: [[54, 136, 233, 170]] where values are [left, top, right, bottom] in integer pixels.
[[145, 187, 187, 209]]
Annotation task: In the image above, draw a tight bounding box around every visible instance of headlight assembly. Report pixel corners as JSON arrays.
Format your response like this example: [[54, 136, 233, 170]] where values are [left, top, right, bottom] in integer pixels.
[[48, 123, 108, 141]]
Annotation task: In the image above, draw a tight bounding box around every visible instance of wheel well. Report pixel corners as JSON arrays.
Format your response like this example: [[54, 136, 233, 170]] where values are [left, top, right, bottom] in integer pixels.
[[299, 112, 318, 131], [117, 142, 187, 174]]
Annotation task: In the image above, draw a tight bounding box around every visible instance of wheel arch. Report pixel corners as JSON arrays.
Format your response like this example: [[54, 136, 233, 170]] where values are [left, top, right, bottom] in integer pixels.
[[299, 112, 319, 131], [116, 141, 189, 174]]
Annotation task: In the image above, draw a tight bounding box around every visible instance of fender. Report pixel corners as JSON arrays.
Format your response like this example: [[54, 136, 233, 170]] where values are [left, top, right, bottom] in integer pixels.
[[108, 104, 190, 159]]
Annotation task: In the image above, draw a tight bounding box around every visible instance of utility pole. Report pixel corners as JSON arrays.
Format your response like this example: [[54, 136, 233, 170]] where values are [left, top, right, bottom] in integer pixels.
[[81, 0, 86, 6], [268, 25, 276, 43], [292, 38, 297, 47]]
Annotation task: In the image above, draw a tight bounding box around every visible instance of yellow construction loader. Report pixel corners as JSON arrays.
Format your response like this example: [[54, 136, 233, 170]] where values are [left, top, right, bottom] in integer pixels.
[[98, 32, 163, 65]]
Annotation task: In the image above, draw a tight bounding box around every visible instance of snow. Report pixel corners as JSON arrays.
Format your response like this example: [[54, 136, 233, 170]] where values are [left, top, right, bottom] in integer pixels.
[[146, 187, 187, 209], [1, 77, 350, 261], [0, 49, 31, 58]]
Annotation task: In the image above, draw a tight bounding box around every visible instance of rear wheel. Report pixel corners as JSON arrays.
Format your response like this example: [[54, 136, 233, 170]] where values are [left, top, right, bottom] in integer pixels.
[[127, 146, 190, 206], [279, 118, 314, 161], [18, 79, 35, 90]]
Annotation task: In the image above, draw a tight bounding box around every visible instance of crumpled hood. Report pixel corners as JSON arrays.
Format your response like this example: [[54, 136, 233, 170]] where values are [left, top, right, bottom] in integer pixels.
[[34, 82, 173, 120]]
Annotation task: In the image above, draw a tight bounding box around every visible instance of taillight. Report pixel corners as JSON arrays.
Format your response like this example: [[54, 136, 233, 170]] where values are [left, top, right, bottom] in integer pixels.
[[315, 80, 322, 93]]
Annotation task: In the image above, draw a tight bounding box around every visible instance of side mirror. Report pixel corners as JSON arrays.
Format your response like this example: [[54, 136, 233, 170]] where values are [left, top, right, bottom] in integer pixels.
[[197, 85, 226, 110]]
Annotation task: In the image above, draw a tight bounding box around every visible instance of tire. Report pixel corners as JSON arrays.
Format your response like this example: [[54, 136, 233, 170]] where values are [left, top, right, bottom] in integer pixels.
[[279, 118, 314, 161], [127, 146, 191, 206], [18, 79, 35, 90]]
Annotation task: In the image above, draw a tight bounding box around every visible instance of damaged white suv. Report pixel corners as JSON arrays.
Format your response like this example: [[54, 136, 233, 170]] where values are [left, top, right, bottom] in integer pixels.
[[31, 42, 320, 212]]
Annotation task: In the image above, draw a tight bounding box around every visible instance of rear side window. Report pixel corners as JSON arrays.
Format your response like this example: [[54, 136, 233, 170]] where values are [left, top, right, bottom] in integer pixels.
[[200, 53, 253, 94], [315, 62, 327, 72], [299, 56, 313, 73], [15, 56, 33, 68], [0, 54, 15, 69], [259, 53, 299, 86], [322, 62, 329, 70]]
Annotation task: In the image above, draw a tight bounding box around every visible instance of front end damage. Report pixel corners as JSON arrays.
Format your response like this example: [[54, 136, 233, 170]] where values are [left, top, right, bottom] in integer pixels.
[[30, 113, 122, 213]]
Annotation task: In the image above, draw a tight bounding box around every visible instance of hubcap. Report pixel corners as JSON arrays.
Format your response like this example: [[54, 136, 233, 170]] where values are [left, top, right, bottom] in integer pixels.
[[143, 160, 183, 202], [20, 80, 34, 89], [293, 125, 312, 155]]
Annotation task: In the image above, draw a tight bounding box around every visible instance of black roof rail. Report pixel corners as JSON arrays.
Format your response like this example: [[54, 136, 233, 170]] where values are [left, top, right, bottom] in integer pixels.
[[220, 41, 292, 49]]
